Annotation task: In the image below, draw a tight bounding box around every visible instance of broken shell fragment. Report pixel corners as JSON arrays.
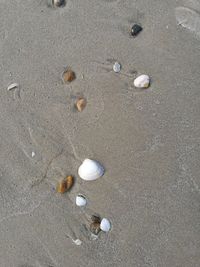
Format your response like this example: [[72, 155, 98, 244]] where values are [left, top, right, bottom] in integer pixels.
[[90, 222, 101, 235], [56, 175, 74, 193], [76, 195, 87, 207], [134, 74, 150, 88], [62, 69, 76, 83], [78, 159, 104, 181], [113, 62, 121, 73], [100, 218, 111, 232], [131, 24, 143, 37], [7, 83, 19, 91], [76, 98, 86, 112]]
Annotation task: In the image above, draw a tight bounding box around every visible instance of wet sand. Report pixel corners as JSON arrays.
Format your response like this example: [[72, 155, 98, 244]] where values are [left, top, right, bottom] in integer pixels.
[[0, 0, 200, 266]]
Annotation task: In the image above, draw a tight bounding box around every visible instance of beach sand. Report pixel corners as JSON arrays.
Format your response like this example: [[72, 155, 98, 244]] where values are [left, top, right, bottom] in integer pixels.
[[0, 0, 200, 266]]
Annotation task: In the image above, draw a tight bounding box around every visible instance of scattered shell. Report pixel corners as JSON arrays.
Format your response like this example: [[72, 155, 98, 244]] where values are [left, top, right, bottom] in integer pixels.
[[78, 159, 104, 181], [47, 0, 66, 7], [7, 83, 19, 91], [76, 195, 87, 207], [134, 74, 150, 88], [76, 98, 87, 112], [56, 175, 74, 193], [62, 69, 76, 83], [91, 215, 101, 223], [72, 239, 82, 246], [100, 218, 111, 232], [31, 152, 35, 158], [90, 222, 101, 235], [113, 62, 121, 73], [131, 24, 143, 37]]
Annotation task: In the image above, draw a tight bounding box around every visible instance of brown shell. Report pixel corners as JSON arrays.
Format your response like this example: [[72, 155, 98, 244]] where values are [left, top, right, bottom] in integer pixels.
[[90, 222, 101, 235], [76, 98, 87, 112], [62, 69, 76, 83], [57, 175, 74, 193], [91, 215, 101, 223]]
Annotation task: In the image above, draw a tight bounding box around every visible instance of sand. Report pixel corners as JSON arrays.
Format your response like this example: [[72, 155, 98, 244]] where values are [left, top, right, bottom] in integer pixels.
[[0, 0, 200, 266]]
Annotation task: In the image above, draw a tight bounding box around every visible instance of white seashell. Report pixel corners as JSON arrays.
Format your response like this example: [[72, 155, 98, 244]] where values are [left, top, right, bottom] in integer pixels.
[[134, 74, 150, 88], [113, 62, 121, 73], [78, 159, 104, 181], [76, 195, 87, 207], [100, 218, 111, 232], [72, 239, 82, 246], [7, 83, 19, 91]]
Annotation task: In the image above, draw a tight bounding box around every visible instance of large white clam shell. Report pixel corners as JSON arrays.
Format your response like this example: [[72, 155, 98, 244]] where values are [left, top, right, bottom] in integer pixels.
[[134, 74, 150, 88], [78, 159, 104, 181]]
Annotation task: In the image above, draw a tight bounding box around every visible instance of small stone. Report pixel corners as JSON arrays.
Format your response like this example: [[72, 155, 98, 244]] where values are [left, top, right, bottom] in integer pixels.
[[90, 222, 101, 235], [62, 69, 76, 83], [131, 24, 143, 37], [113, 62, 121, 73], [76, 98, 86, 112], [56, 175, 74, 193], [100, 218, 111, 232]]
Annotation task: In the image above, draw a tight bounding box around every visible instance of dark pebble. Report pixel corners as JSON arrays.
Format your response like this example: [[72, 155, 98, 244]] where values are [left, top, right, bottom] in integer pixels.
[[131, 24, 143, 37]]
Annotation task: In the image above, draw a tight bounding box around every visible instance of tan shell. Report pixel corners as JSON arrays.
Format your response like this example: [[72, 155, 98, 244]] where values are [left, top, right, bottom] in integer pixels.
[[76, 98, 86, 112], [57, 175, 74, 193], [62, 69, 76, 83], [90, 222, 101, 235]]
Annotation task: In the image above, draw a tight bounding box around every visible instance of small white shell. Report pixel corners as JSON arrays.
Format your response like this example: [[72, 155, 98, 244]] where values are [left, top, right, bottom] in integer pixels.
[[7, 83, 19, 91], [76, 195, 87, 207], [72, 239, 82, 246], [100, 218, 111, 232], [78, 159, 104, 181], [113, 62, 121, 73], [134, 74, 150, 88]]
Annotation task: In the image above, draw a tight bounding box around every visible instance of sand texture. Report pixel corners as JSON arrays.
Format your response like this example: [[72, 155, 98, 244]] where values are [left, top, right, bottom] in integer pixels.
[[0, 0, 200, 266]]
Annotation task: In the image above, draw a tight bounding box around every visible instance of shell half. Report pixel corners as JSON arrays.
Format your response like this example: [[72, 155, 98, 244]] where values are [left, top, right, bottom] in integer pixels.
[[78, 159, 104, 181], [134, 74, 150, 88]]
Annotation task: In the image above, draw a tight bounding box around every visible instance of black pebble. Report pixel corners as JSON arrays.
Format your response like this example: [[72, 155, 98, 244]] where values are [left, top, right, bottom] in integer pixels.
[[131, 24, 143, 37]]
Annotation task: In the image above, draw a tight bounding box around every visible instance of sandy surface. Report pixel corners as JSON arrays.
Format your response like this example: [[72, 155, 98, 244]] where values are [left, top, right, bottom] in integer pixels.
[[0, 0, 200, 266]]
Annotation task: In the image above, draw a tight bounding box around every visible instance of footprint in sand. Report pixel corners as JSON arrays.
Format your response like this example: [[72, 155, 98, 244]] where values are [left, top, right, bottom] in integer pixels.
[[175, 0, 200, 39]]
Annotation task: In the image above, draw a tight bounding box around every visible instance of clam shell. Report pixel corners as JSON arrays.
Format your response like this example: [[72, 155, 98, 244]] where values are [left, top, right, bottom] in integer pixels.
[[100, 218, 111, 232], [7, 83, 19, 91], [113, 62, 121, 73], [134, 74, 150, 88], [76, 195, 87, 207], [62, 69, 76, 83], [90, 222, 101, 235], [56, 175, 74, 193], [78, 159, 104, 181], [76, 98, 87, 112]]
